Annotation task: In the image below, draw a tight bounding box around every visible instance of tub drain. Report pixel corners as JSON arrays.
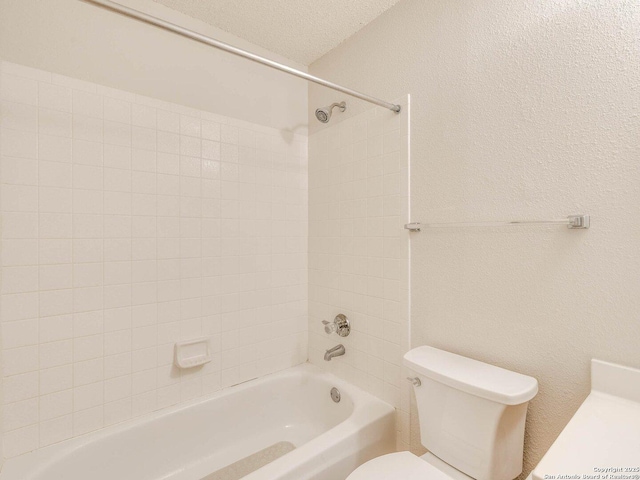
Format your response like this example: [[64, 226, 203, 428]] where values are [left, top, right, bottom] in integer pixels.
[[330, 387, 341, 403]]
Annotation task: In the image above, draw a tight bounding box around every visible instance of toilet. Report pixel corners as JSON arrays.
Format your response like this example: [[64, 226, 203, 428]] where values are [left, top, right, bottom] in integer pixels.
[[348, 346, 538, 480]]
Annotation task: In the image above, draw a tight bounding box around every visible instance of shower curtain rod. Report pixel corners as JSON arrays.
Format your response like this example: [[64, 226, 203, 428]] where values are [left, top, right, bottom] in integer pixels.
[[81, 0, 402, 113]]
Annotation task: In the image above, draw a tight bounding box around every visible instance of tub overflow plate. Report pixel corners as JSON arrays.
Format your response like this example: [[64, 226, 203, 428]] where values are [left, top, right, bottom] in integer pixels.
[[330, 387, 341, 403]]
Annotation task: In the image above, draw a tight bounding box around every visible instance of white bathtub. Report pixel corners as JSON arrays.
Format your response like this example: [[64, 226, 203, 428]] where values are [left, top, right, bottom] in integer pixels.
[[1, 364, 396, 480]]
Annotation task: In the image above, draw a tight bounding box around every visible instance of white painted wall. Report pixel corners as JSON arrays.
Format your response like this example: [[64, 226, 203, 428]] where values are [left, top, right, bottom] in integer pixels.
[[309, 0, 640, 476], [0, 0, 308, 133]]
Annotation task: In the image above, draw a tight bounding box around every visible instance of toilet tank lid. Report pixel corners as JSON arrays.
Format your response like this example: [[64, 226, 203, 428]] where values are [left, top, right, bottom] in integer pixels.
[[404, 346, 538, 405]]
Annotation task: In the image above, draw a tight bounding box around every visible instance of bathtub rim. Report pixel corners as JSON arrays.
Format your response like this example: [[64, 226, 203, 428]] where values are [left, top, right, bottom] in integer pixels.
[[0, 362, 395, 480]]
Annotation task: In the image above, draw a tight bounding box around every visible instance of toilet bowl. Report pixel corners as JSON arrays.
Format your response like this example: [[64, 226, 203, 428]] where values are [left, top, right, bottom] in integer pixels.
[[347, 451, 472, 480], [347, 346, 538, 480]]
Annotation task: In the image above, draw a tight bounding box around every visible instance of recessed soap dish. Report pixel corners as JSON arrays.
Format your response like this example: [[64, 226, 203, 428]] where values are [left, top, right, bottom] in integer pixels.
[[174, 338, 212, 369]]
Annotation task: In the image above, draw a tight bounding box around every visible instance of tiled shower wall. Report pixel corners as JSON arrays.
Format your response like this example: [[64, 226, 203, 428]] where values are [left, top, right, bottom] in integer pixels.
[[308, 98, 411, 451], [0, 61, 308, 458]]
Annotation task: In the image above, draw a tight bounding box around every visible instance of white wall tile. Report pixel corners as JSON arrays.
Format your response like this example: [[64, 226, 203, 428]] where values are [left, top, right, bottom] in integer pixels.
[[72, 139, 103, 166], [4, 372, 38, 404], [308, 101, 410, 449], [39, 83, 72, 113], [39, 134, 72, 163], [39, 340, 73, 369], [40, 365, 73, 395], [2, 239, 38, 266], [39, 315, 73, 343], [157, 110, 179, 133], [3, 212, 38, 239], [131, 104, 156, 129], [4, 345, 39, 376], [72, 406, 103, 436], [74, 311, 103, 338], [39, 265, 72, 291], [1, 101, 38, 132], [104, 98, 131, 124], [2, 319, 39, 349], [72, 115, 102, 143], [179, 115, 200, 137], [39, 109, 72, 138], [39, 415, 72, 448], [1, 129, 38, 159], [2, 292, 39, 323], [103, 398, 131, 427], [0, 74, 38, 106], [39, 289, 73, 318], [3, 425, 38, 458], [39, 161, 72, 188], [72, 90, 103, 118], [3, 398, 39, 431], [104, 376, 131, 404], [74, 358, 104, 387], [103, 144, 131, 170], [1, 61, 308, 457], [104, 121, 131, 147], [1, 266, 38, 294], [74, 382, 104, 411]]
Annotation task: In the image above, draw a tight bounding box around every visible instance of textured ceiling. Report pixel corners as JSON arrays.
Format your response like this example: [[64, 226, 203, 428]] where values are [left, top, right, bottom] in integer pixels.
[[151, 0, 402, 65]]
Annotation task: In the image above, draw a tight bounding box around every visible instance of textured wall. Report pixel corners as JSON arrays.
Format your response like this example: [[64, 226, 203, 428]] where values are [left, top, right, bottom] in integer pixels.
[[307, 98, 410, 450], [0, 0, 308, 133], [151, 0, 403, 64], [0, 60, 307, 458], [309, 0, 640, 476]]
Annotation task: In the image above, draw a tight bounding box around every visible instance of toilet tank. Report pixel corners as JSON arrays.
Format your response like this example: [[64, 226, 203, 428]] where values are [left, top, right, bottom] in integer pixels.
[[404, 347, 538, 480]]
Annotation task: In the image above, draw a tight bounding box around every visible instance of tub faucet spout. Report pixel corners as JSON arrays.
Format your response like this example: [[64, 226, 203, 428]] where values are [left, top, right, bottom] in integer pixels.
[[324, 344, 345, 361]]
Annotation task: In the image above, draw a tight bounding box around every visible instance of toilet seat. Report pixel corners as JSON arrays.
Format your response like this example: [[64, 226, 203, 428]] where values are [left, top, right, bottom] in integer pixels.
[[346, 452, 456, 480]]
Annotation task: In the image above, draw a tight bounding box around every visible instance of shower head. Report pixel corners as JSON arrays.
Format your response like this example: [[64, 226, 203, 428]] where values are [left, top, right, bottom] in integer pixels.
[[315, 101, 346, 123]]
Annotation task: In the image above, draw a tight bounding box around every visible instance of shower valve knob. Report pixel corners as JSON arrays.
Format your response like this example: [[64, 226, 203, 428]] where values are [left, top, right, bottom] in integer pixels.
[[322, 314, 350, 337], [322, 320, 337, 334]]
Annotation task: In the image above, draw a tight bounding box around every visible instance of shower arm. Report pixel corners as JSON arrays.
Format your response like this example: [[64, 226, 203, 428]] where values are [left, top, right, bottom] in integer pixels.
[[80, 0, 402, 114]]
